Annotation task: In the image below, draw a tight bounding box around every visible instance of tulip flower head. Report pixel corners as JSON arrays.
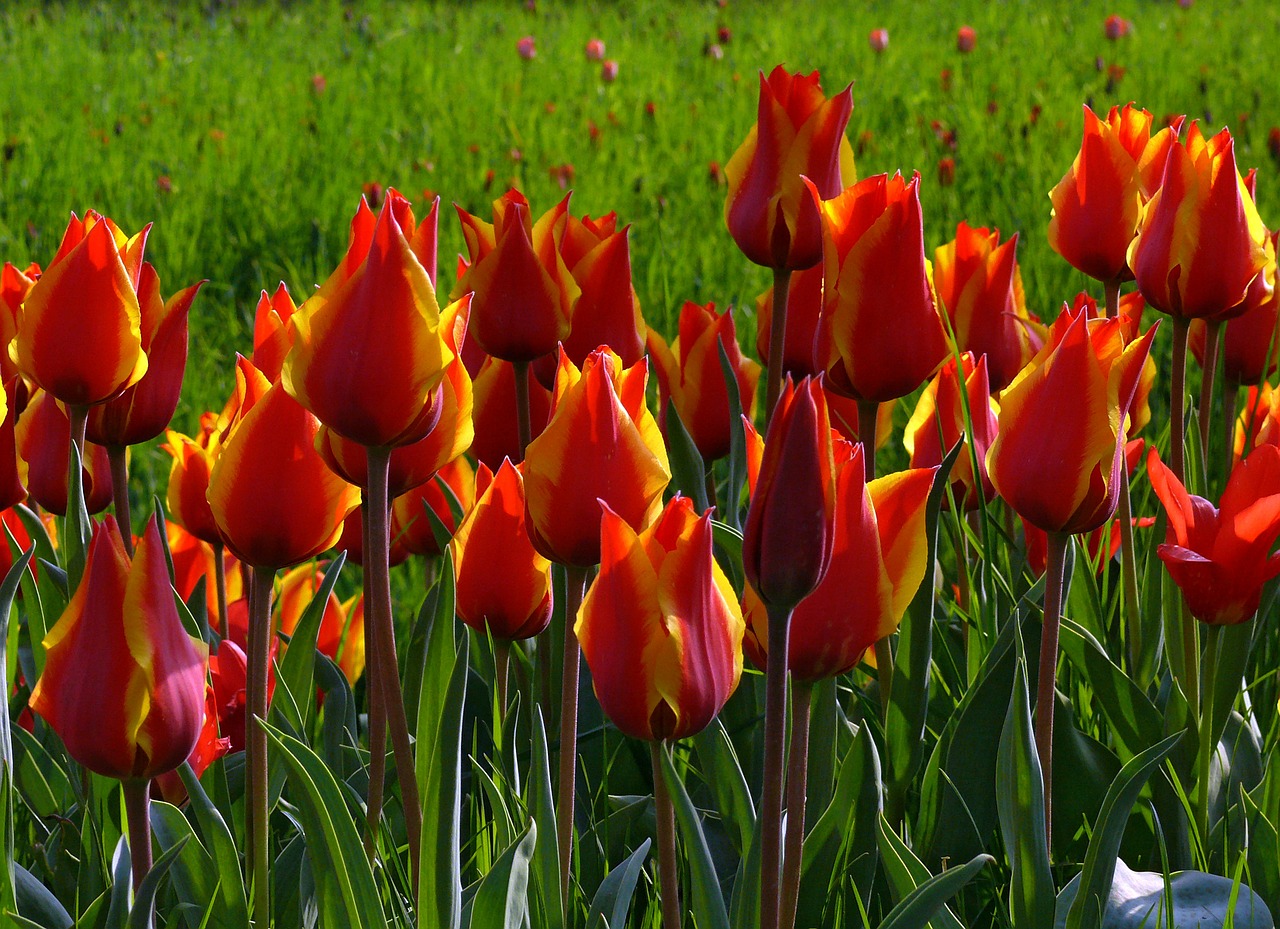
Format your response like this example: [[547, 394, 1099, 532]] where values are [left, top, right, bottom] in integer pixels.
[[956, 25, 977, 52], [1, 261, 39, 385], [987, 305, 1156, 534], [17, 389, 113, 516], [601, 60, 619, 83], [585, 38, 606, 61], [1129, 123, 1269, 319], [517, 36, 537, 60], [811, 172, 950, 403], [905, 352, 999, 510], [283, 191, 455, 448], [742, 376, 837, 612], [523, 347, 670, 567], [868, 29, 889, 52], [1189, 228, 1280, 386], [577, 496, 743, 741], [1048, 104, 1184, 285], [30, 516, 207, 782], [725, 65, 856, 270], [252, 283, 299, 382], [1148, 444, 1280, 625], [11, 212, 150, 407]]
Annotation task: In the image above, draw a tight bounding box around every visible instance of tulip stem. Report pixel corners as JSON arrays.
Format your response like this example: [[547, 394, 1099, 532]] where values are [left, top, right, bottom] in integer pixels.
[[365, 446, 422, 892], [764, 267, 794, 427], [360, 499, 387, 862], [123, 780, 152, 896], [1035, 531, 1069, 852], [1197, 622, 1223, 857], [514, 359, 533, 460], [1198, 319, 1223, 483], [108, 446, 134, 556], [780, 679, 813, 929], [1170, 317, 1190, 486], [245, 565, 275, 929], [556, 565, 589, 909], [650, 741, 682, 929], [213, 542, 229, 635], [760, 603, 793, 929], [857, 399, 894, 721]]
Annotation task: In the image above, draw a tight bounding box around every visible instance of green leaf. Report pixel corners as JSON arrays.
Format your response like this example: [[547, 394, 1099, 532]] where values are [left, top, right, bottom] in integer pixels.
[[528, 708, 563, 929], [126, 835, 190, 929], [1064, 732, 1183, 929], [175, 762, 249, 926], [0, 543, 34, 913], [692, 720, 754, 857], [584, 838, 651, 929], [61, 441, 91, 591], [149, 801, 216, 929], [664, 398, 710, 513], [417, 623, 469, 928], [716, 339, 747, 531], [657, 743, 730, 929], [104, 838, 132, 929], [878, 815, 966, 929], [261, 722, 387, 928], [887, 439, 961, 822], [877, 852, 994, 929], [464, 821, 537, 929], [710, 519, 744, 591], [13, 864, 72, 929], [1058, 620, 1162, 760], [274, 554, 346, 736], [996, 657, 1055, 929]]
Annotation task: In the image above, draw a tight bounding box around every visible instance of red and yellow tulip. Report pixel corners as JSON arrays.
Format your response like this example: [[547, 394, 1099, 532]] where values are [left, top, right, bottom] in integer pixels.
[[17, 390, 113, 515], [904, 352, 999, 510], [251, 283, 299, 382]]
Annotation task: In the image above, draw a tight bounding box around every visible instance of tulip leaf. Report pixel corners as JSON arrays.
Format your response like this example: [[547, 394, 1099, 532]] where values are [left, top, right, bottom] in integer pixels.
[[13, 863, 72, 928], [1058, 620, 1162, 760], [584, 837, 651, 929], [528, 707, 563, 929], [175, 762, 249, 925], [104, 837, 132, 929], [417, 615, 469, 928], [996, 651, 1055, 929], [316, 653, 360, 781], [0, 543, 33, 914], [463, 820, 536, 929], [717, 339, 747, 531], [424, 473, 466, 555], [275, 553, 346, 737], [887, 438, 962, 823], [663, 398, 710, 513], [61, 440, 92, 592], [1063, 732, 1183, 929], [149, 800, 217, 929], [879, 815, 967, 929], [798, 720, 881, 929], [728, 804, 763, 929], [877, 852, 994, 929], [692, 719, 754, 857], [126, 834, 189, 929], [11, 506, 57, 570], [657, 742, 731, 929], [262, 721, 387, 928]]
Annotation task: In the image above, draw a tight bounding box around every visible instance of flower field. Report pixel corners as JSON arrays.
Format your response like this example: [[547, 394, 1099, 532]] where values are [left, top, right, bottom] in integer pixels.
[[3, 1, 1280, 927]]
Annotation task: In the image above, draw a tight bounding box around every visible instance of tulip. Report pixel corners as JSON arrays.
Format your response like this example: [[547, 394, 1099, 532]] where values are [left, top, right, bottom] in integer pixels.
[[741, 376, 836, 929], [904, 353, 999, 510], [868, 28, 889, 52], [208, 638, 255, 755], [725, 66, 855, 272], [163, 420, 222, 545], [10, 212, 150, 408], [276, 563, 365, 685], [811, 172, 949, 409], [523, 347, 670, 569], [755, 264, 824, 380], [334, 503, 411, 568], [648, 301, 761, 461], [986, 304, 1155, 845], [453, 189, 578, 365], [17, 389, 113, 516], [0, 379, 25, 513], [1189, 229, 1280, 387], [584, 38, 605, 61], [167, 519, 242, 630], [470, 353, 552, 469], [578, 495, 743, 929], [1, 261, 39, 388], [1235, 382, 1280, 463], [933, 223, 1035, 391], [956, 25, 977, 52], [517, 36, 536, 60], [252, 283, 299, 381], [393, 455, 477, 557], [30, 515, 206, 891], [284, 190, 451, 449], [1048, 104, 1183, 288], [601, 60, 619, 82]]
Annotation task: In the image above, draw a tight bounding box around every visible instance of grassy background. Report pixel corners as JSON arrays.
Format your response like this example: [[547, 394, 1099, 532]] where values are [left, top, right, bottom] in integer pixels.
[[1, 0, 1279, 492]]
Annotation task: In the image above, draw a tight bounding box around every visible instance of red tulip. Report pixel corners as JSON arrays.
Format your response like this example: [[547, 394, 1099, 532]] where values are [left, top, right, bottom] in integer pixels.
[[755, 264, 824, 379], [956, 25, 977, 52], [251, 283, 299, 382], [276, 564, 365, 684], [29, 516, 207, 781], [393, 455, 477, 557], [1148, 444, 1280, 625], [11, 212, 150, 406], [577, 496, 743, 740], [17, 389, 113, 515], [868, 29, 889, 52], [469, 354, 552, 469], [1189, 230, 1280, 386], [904, 353, 999, 510], [1, 261, 39, 386], [725, 66, 856, 270]]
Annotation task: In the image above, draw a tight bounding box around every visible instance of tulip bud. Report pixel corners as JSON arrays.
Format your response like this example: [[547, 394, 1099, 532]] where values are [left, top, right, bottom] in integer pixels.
[[17, 389, 113, 516], [904, 353, 999, 510]]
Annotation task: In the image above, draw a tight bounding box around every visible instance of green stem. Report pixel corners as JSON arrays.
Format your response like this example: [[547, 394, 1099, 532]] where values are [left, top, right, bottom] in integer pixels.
[[108, 445, 133, 557], [759, 603, 793, 929], [779, 679, 813, 929], [123, 780, 152, 895], [246, 565, 275, 928], [651, 741, 682, 929], [360, 499, 386, 862], [366, 446, 422, 892], [1197, 623, 1223, 855], [764, 266, 794, 427], [556, 565, 590, 910], [1035, 531, 1069, 851]]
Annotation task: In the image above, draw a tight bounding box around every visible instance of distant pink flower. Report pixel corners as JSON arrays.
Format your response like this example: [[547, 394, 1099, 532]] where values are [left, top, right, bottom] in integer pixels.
[[517, 36, 537, 60], [957, 25, 977, 52], [601, 60, 619, 82], [1104, 14, 1131, 39], [310, 73, 327, 94], [706, 42, 724, 60], [585, 38, 605, 61], [718, 25, 732, 43], [869, 28, 889, 52], [1177, 0, 1193, 7]]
